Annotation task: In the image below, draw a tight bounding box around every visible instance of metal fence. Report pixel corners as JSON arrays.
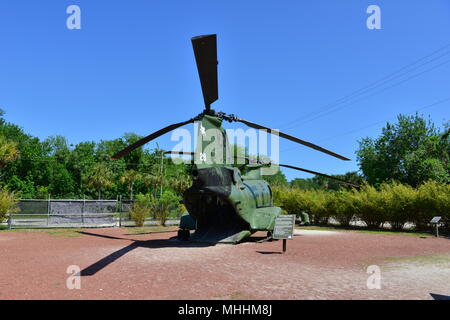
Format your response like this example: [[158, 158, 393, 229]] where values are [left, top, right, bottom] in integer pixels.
[[6, 198, 181, 229]]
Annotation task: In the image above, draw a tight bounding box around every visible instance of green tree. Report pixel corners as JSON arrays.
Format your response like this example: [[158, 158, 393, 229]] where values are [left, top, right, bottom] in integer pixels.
[[44, 135, 71, 163], [169, 175, 191, 195], [0, 135, 19, 168], [357, 113, 448, 186], [141, 172, 158, 198], [403, 135, 449, 185], [262, 167, 288, 187], [120, 170, 142, 200], [290, 172, 363, 191], [291, 177, 321, 190], [67, 141, 97, 195], [83, 163, 114, 199], [0, 110, 51, 196]]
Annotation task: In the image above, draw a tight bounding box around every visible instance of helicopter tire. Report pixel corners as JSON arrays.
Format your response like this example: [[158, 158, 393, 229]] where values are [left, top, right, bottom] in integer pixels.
[[177, 229, 184, 241], [177, 229, 190, 241]]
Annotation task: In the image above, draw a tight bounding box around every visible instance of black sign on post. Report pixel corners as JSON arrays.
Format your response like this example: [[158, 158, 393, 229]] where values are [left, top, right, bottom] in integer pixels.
[[273, 214, 296, 253]]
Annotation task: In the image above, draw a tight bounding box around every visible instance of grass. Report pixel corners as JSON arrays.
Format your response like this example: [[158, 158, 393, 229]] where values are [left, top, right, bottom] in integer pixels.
[[214, 291, 257, 300], [123, 225, 177, 235], [297, 225, 434, 238], [2, 220, 439, 238], [0, 226, 82, 237], [368, 253, 450, 272], [384, 254, 450, 265], [0, 225, 176, 237], [45, 229, 82, 238]]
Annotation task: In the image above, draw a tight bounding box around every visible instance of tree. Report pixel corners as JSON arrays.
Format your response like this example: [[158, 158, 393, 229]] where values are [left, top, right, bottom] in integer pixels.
[[403, 135, 449, 185], [141, 172, 158, 198], [291, 177, 321, 190], [0, 110, 51, 195], [290, 172, 364, 191], [169, 175, 192, 195], [120, 170, 142, 200], [357, 113, 448, 186], [44, 135, 71, 163], [0, 135, 19, 168], [83, 163, 114, 199], [262, 167, 288, 187], [150, 160, 167, 197], [67, 141, 97, 195]]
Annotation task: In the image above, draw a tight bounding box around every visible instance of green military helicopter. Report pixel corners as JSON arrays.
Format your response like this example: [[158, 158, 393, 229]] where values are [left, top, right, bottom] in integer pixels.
[[112, 34, 357, 244]]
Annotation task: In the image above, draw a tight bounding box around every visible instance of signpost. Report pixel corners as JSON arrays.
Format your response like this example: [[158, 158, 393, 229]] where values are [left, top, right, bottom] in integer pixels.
[[272, 214, 296, 253], [430, 216, 442, 237]]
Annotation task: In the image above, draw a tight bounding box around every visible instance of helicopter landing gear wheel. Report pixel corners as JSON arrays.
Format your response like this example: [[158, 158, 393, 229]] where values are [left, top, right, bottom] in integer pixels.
[[177, 229, 190, 241]]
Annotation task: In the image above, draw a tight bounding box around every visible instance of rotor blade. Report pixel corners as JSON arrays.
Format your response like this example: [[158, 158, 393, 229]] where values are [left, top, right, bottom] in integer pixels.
[[111, 119, 195, 160], [234, 118, 351, 161], [160, 151, 357, 186], [233, 154, 357, 187], [191, 34, 218, 107], [275, 163, 360, 188], [165, 152, 252, 166], [164, 151, 195, 156]]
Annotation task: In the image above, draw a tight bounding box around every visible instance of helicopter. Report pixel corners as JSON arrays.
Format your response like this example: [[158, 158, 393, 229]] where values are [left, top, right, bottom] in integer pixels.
[[112, 34, 357, 244]]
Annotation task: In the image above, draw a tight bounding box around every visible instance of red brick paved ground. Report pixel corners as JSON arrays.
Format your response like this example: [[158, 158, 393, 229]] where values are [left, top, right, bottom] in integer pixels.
[[0, 227, 449, 300]]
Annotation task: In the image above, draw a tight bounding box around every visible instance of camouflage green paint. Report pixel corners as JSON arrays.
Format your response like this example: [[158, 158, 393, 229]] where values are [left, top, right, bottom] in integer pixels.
[[181, 114, 281, 243]]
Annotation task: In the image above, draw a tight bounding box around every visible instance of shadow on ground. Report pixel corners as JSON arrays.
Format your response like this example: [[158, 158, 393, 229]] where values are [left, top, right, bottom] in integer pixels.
[[256, 251, 282, 255], [78, 230, 284, 276], [430, 293, 450, 300], [123, 230, 178, 236], [78, 231, 214, 276]]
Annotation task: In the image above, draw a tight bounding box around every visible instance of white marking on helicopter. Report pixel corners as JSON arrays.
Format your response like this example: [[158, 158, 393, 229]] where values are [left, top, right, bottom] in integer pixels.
[[200, 124, 206, 136], [200, 152, 207, 162]]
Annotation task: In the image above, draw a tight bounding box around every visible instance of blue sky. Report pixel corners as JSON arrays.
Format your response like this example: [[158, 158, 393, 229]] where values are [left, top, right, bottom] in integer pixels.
[[0, 1, 449, 180]]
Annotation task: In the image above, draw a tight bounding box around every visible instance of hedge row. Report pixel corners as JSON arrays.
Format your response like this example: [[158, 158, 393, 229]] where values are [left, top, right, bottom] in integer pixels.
[[272, 181, 450, 230], [0, 186, 19, 222]]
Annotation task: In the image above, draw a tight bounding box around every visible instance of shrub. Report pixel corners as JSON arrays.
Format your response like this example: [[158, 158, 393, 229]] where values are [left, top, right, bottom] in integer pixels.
[[0, 186, 20, 222], [130, 194, 152, 227], [149, 190, 180, 226], [306, 190, 330, 224], [382, 182, 416, 230], [274, 180, 449, 231], [415, 181, 450, 230], [354, 183, 387, 228], [272, 187, 329, 224], [271, 185, 289, 209], [274, 187, 348, 225], [280, 188, 305, 216], [327, 190, 357, 227]]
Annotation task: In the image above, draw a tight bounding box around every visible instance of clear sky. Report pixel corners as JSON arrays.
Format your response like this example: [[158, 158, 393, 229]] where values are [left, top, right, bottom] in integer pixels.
[[0, 0, 449, 180]]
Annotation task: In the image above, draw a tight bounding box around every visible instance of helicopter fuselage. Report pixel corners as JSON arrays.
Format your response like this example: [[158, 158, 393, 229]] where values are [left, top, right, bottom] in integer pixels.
[[179, 115, 281, 243]]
